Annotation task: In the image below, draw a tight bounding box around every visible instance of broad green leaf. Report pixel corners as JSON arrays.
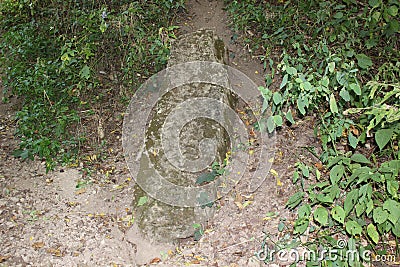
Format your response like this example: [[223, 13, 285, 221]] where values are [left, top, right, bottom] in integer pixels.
[[273, 92, 283, 105], [359, 183, 372, 198], [280, 74, 288, 89], [301, 164, 310, 178], [13, 149, 32, 160], [80, 65, 91, 80], [333, 12, 344, 19], [316, 193, 334, 204], [293, 171, 299, 183], [297, 97, 307, 115], [373, 207, 389, 224], [262, 99, 268, 113], [303, 81, 313, 91], [387, 5, 398, 16], [328, 62, 335, 73], [387, 180, 399, 198], [294, 217, 309, 234], [137, 196, 148, 206], [295, 77, 303, 83], [331, 205, 345, 224], [386, 20, 400, 35], [336, 71, 346, 85], [372, 11, 381, 21], [321, 76, 329, 87], [286, 192, 304, 209], [193, 223, 201, 229], [366, 199, 374, 215], [345, 220, 362, 236], [285, 110, 295, 124], [383, 199, 400, 224], [327, 184, 340, 200], [286, 66, 297, 75], [258, 86, 271, 101], [273, 115, 283, 126], [316, 168, 321, 180], [355, 54, 373, 69], [196, 170, 218, 185], [348, 132, 359, 149], [340, 88, 351, 101], [378, 221, 392, 234], [369, 0, 380, 8], [344, 189, 359, 216], [349, 83, 361, 95], [278, 221, 285, 232], [350, 153, 371, 164], [379, 160, 400, 173], [298, 204, 311, 218], [355, 202, 366, 217], [267, 116, 275, 133], [329, 93, 338, 113], [314, 207, 329, 226], [375, 128, 394, 150], [330, 164, 344, 185], [367, 224, 379, 244], [393, 219, 400, 237]]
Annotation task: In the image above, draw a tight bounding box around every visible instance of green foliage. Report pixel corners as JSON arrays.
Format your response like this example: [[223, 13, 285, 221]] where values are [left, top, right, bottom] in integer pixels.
[[226, 0, 400, 265], [193, 223, 204, 241], [137, 196, 148, 207], [0, 0, 184, 170], [285, 154, 400, 265], [195, 170, 219, 185]]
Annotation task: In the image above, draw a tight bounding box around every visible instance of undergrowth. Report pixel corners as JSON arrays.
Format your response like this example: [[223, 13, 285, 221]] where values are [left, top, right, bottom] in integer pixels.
[[0, 0, 183, 171], [226, 0, 399, 266]]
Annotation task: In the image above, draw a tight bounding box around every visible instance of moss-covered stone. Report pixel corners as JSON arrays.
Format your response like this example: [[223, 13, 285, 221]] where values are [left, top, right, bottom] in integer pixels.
[[132, 29, 235, 243]]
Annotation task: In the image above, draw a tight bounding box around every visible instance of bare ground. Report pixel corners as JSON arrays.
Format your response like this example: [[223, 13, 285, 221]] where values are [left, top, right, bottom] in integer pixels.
[[0, 1, 320, 266]]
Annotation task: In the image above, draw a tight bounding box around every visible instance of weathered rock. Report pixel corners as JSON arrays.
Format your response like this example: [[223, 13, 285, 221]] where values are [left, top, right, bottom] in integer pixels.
[[131, 29, 236, 243]]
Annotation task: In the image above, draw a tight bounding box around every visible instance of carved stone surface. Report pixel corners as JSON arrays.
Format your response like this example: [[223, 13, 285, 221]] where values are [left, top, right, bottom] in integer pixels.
[[131, 29, 236, 243]]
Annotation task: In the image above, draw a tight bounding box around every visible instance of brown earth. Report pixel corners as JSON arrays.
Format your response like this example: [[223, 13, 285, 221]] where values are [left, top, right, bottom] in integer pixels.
[[0, 0, 319, 266]]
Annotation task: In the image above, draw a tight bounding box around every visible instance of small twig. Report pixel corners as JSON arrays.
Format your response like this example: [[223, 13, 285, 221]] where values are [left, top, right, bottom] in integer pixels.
[[43, 90, 53, 107]]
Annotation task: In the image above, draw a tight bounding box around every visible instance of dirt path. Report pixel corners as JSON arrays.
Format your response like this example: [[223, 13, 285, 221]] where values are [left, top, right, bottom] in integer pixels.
[[0, 1, 318, 266]]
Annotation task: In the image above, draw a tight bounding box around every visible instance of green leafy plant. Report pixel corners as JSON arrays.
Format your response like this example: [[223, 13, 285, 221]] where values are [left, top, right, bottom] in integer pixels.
[[193, 223, 204, 241], [0, 0, 184, 171], [226, 0, 400, 265]]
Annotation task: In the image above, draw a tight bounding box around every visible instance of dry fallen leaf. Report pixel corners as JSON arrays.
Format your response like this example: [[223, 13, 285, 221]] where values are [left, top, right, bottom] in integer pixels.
[[235, 201, 243, 210], [47, 248, 62, 257], [32, 242, 45, 250], [270, 169, 278, 177], [314, 162, 324, 171], [149, 257, 161, 264], [350, 125, 359, 136], [0, 255, 10, 263], [74, 188, 86, 195], [249, 127, 256, 137]]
